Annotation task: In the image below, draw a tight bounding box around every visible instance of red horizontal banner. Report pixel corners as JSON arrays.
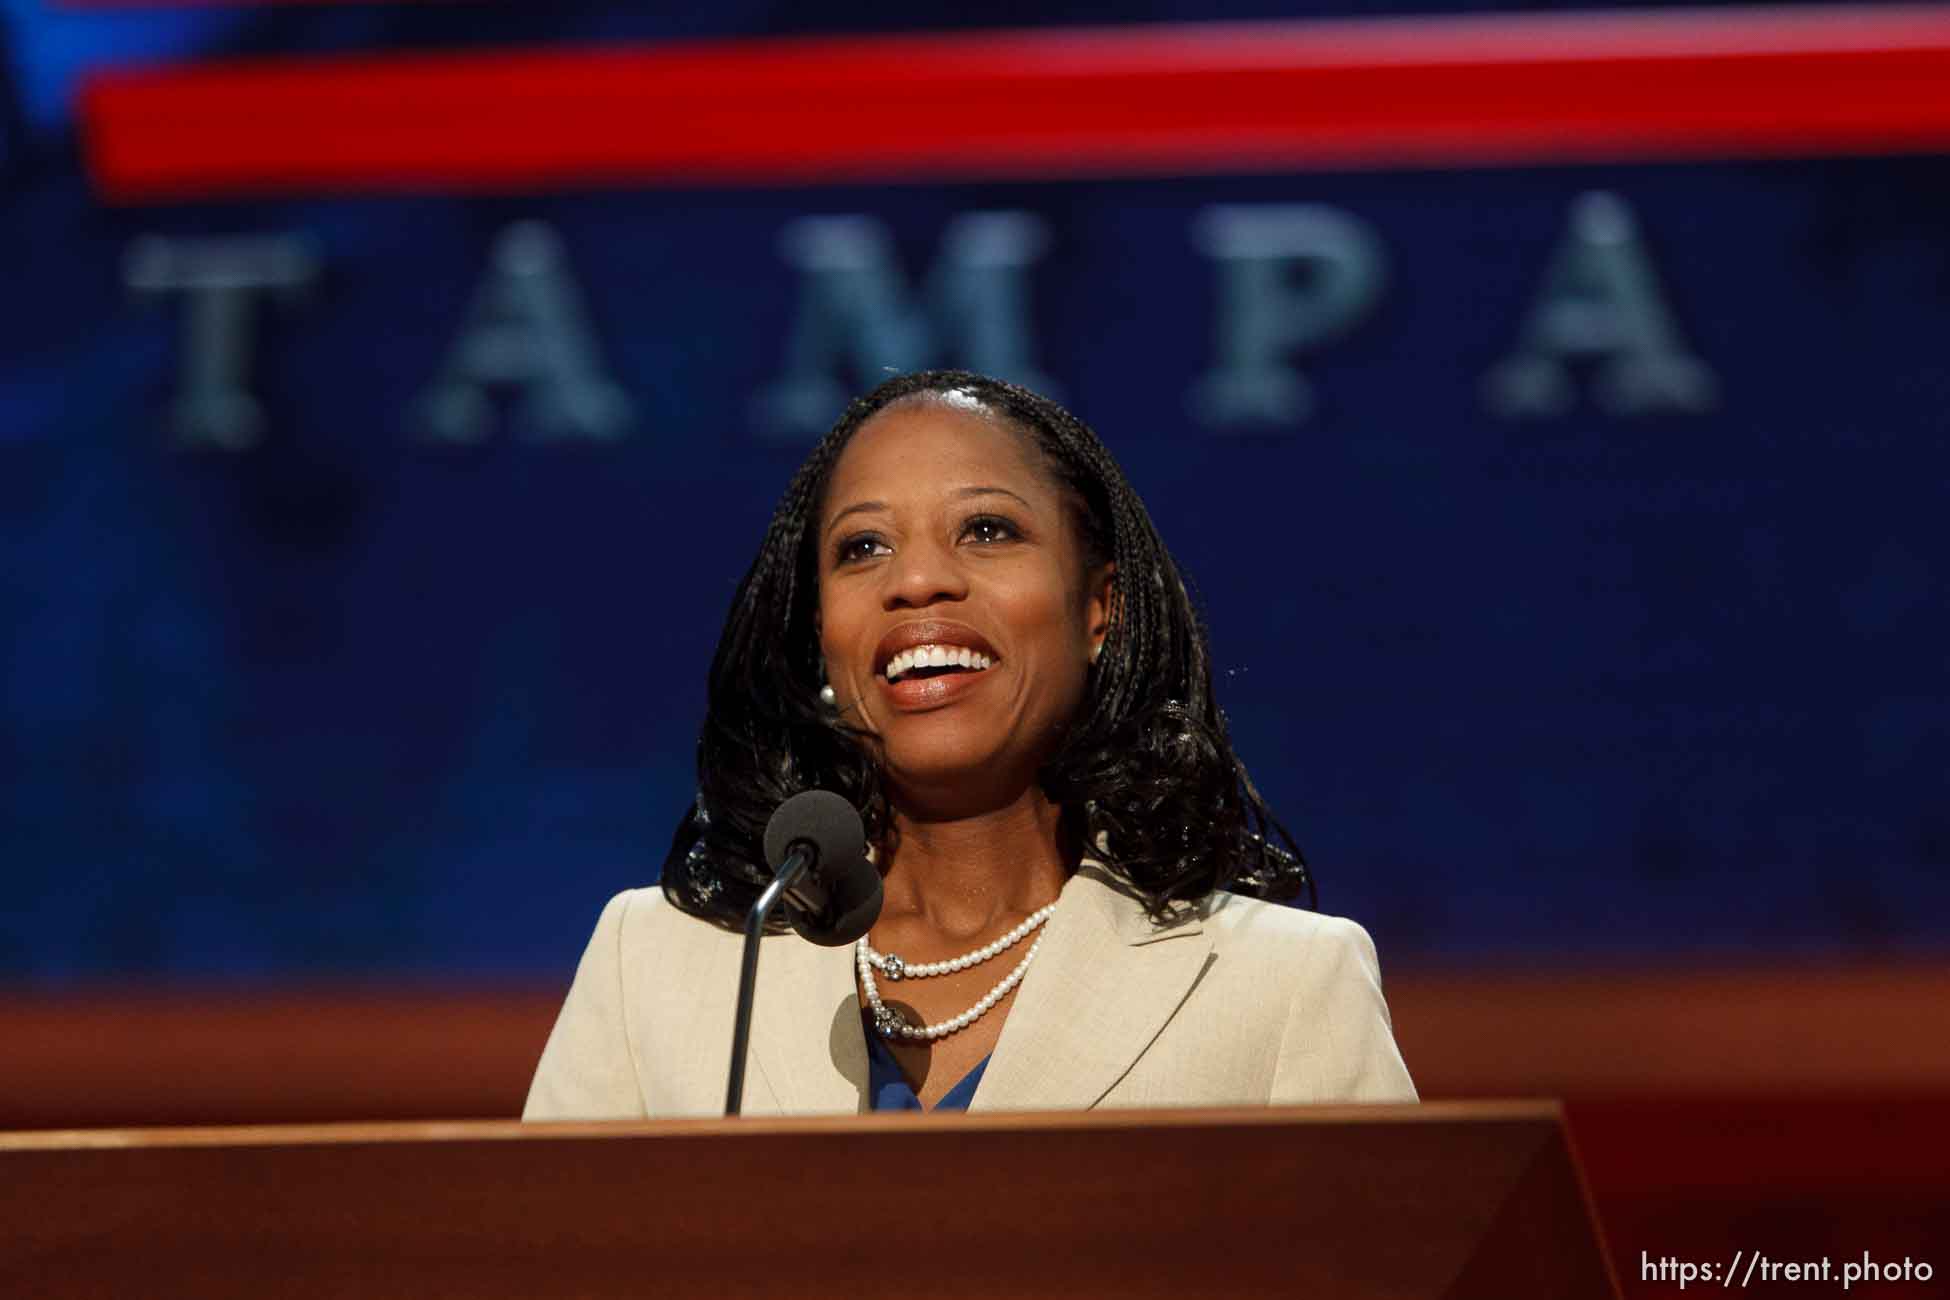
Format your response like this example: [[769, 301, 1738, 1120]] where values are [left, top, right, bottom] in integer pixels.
[[80, 5, 1950, 201]]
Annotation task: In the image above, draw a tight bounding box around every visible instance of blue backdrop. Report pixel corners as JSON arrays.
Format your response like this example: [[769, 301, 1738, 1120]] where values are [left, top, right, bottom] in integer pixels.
[[3, 1, 1946, 981]]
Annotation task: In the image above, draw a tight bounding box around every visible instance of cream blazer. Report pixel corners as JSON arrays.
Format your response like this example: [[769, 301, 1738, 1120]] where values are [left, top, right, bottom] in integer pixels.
[[524, 863, 1416, 1119]]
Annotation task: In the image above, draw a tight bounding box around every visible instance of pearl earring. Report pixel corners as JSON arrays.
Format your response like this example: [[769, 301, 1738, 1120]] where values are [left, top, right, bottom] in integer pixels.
[[819, 684, 838, 707]]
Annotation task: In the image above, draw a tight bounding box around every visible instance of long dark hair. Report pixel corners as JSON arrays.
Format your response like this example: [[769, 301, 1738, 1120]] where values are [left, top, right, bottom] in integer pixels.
[[662, 370, 1312, 928]]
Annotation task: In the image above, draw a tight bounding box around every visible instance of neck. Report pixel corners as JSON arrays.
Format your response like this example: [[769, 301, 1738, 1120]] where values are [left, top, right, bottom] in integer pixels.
[[878, 788, 1073, 940]]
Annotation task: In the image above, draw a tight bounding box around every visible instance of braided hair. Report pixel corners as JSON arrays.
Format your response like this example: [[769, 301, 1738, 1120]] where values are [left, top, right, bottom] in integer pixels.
[[662, 369, 1313, 929]]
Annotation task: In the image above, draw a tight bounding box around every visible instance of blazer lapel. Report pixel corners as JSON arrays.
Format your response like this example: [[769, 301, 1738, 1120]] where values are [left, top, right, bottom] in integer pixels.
[[971, 863, 1212, 1112], [749, 935, 870, 1115]]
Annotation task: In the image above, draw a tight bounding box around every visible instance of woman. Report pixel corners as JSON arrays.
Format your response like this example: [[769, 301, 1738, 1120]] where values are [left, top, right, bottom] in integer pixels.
[[525, 370, 1414, 1116]]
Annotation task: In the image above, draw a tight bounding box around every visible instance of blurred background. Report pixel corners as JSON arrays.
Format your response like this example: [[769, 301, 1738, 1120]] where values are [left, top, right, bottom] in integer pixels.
[[2, 0, 1946, 1292]]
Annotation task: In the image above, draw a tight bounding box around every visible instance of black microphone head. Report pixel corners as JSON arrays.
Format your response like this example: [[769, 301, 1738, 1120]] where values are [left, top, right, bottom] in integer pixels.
[[763, 790, 880, 946], [786, 858, 882, 948], [762, 789, 865, 872]]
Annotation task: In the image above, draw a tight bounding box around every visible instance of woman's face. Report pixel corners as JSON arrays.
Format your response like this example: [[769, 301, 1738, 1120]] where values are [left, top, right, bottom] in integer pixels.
[[815, 394, 1114, 813]]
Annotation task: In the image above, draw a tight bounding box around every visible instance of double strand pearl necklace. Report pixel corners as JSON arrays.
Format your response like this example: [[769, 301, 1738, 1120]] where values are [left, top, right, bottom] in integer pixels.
[[856, 903, 1057, 1041]]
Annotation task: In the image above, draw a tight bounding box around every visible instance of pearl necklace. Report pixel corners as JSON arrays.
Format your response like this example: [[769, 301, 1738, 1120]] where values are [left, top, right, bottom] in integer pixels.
[[860, 903, 1056, 982], [859, 935, 1044, 1041], [854, 903, 1058, 1041]]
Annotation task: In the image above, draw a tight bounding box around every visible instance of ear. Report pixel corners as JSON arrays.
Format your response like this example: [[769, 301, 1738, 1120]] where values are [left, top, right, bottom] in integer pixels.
[[1085, 561, 1116, 653]]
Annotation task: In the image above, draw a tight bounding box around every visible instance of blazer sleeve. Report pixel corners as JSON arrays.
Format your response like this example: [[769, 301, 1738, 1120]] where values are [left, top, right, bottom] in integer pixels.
[[1270, 916, 1418, 1104], [523, 891, 649, 1121]]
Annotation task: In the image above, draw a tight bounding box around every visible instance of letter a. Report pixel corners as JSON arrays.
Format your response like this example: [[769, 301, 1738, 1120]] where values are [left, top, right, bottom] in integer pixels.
[[416, 221, 633, 443], [1484, 191, 1717, 417]]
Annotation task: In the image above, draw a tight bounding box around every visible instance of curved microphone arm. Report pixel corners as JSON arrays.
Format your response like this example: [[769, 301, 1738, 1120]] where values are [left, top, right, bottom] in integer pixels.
[[724, 846, 813, 1117]]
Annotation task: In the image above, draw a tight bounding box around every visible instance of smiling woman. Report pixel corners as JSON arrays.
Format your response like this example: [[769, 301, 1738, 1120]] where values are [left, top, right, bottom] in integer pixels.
[[525, 370, 1415, 1116]]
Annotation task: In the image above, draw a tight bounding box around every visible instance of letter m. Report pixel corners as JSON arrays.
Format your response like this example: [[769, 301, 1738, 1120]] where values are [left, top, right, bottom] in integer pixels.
[[755, 212, 1054, 439]]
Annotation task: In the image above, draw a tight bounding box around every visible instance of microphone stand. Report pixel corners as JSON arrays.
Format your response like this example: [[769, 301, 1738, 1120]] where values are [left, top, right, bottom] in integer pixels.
[[724, 844, 813, 1117]]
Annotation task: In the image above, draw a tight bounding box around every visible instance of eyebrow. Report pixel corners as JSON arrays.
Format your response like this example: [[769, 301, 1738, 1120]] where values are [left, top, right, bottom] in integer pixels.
[[823, 485, 1035, 540]]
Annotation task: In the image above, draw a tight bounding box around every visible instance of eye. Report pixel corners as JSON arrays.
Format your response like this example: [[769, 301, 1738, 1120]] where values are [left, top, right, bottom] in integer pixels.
[[834, 532, 890, 566], [961, 514, 1021, 545]]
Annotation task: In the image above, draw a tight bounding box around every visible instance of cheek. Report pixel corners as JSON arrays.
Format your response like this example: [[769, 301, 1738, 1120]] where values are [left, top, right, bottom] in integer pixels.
[[816, 582, 872, 679], [813, 581, 843, 669], [1008, 566, 1090, 668]]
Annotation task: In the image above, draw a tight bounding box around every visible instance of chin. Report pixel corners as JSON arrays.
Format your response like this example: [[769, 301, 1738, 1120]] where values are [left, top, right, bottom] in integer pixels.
[[880, 731, 1019, 802]]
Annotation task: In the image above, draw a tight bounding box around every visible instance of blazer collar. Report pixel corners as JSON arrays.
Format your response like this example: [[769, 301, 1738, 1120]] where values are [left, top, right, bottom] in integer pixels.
[[746, 861, 1211, 1115], [970, 861, 1213, 1112]]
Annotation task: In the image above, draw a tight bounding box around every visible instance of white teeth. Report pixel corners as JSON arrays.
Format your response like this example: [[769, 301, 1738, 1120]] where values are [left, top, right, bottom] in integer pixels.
[[883, 644, 997, 683]]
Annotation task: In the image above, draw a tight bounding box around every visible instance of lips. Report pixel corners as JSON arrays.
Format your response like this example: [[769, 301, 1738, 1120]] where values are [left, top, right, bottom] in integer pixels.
[[870, 619, 1001, 713], [872, 619, 1001, 678], [881, 665, 991, 712]]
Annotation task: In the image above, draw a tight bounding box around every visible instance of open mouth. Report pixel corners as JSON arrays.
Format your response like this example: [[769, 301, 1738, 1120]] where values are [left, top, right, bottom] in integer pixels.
[[882, 644, 995, 685]]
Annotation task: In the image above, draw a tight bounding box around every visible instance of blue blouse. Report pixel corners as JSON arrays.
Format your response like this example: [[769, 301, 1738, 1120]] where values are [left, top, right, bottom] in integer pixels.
[[863, 1017, 990, 1112]]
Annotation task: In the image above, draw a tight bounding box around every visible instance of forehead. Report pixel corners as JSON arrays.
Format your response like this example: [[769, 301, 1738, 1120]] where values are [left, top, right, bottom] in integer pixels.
[[821, 396, 1054, 515]]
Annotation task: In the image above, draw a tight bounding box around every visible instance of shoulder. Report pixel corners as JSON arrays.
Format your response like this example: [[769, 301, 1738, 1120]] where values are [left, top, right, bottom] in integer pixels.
[[600, 882, 737, 929], [1068, 863, 1378, 979], [1079, 866, 1388, 998], [1204, 891, 1416, 1101], [1203, 889, 1381, 977], [588, 884, 745, 967], [1204, 888, 1367, 942], [1199, 890, 1395, 1028], [597, 884, 672, 933], [1070, 868, 1416, 1102]]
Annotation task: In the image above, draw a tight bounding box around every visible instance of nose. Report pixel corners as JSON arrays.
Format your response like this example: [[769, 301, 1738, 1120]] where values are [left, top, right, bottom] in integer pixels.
[[882, 535, 968, 610]]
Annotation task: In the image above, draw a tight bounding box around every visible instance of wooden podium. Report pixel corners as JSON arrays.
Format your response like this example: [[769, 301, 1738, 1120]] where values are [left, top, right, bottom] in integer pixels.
[[2, 1101, 1617, 1298]]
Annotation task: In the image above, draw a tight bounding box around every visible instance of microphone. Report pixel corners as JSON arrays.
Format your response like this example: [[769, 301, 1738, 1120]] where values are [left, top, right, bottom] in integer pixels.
[[764, 790, 881, 947], [725, 791, 881, 1116]]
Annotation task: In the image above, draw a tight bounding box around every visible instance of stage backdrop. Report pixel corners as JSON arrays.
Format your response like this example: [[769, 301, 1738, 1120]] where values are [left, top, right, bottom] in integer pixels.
[[2, 0, 1946, 981]]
